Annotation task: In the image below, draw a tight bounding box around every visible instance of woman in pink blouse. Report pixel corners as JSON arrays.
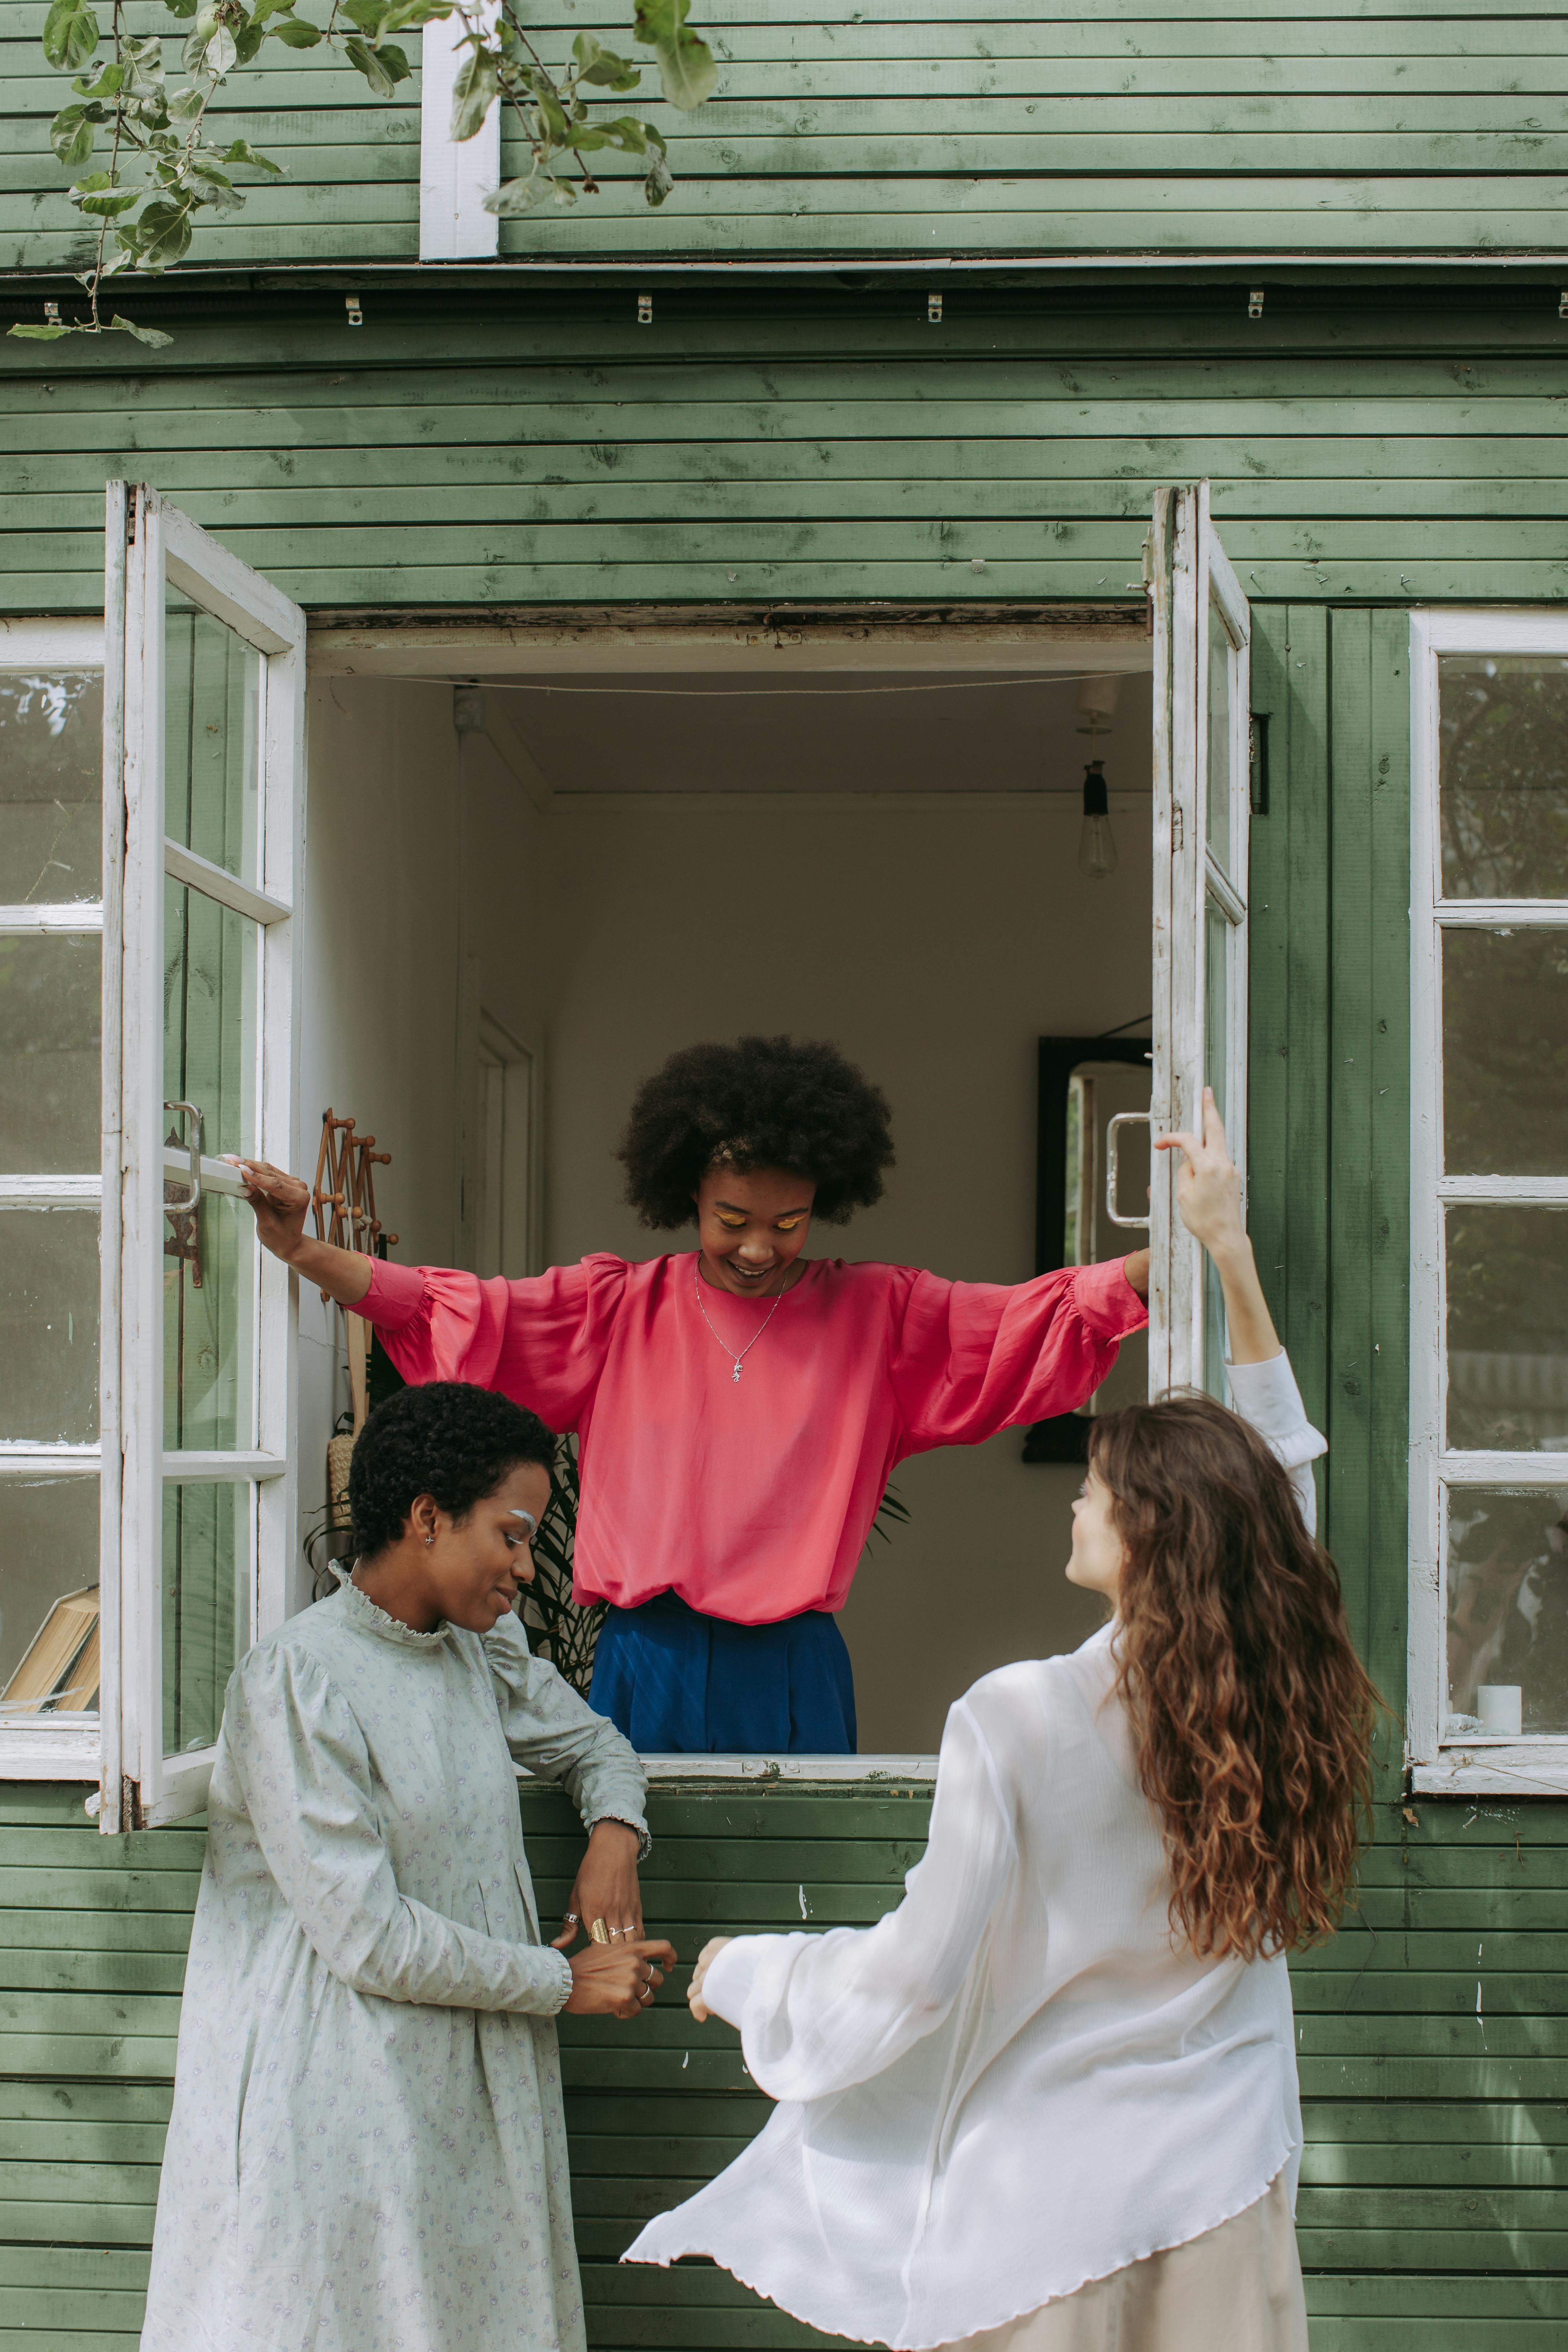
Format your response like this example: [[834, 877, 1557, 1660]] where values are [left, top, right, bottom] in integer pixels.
[[234, 1036, 1149, 1760]]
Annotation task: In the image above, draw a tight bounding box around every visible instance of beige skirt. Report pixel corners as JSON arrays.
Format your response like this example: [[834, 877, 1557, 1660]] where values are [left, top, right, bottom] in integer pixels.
[[927, 2172, 1308, 2352]]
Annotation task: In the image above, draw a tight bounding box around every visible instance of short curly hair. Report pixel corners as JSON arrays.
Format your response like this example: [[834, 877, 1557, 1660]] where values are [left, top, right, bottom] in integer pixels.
[[617, 1034, 895, 1229], [347, 1380, 556, 1557]]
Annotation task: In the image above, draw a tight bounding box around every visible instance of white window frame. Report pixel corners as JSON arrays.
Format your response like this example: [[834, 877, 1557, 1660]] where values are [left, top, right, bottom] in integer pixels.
[[0, 614, 107, 1781], [106, 484, 306, 1829], [419, 9, 499, 260], [1148, 483, 1251, 1396], [1409, 608, 1568, 1797]]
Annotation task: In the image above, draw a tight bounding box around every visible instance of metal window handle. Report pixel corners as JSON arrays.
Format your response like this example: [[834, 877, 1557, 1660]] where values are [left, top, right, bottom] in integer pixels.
[[1105, 1111, 1151, 1231], [164, 1100, 203, 1211]]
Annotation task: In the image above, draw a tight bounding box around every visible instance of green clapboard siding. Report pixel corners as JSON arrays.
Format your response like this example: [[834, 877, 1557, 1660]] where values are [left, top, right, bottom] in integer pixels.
[[7, 1705, 1568, 2349], [7, 287, 1568, 610], [8, 0, 1568, 270]]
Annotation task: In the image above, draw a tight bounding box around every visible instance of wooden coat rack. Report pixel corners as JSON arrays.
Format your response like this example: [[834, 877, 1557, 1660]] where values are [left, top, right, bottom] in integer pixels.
[[313, 1110, 398, 1529]]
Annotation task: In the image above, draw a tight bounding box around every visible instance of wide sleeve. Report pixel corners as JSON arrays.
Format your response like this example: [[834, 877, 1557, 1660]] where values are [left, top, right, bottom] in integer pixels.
[[483, 1610, 651, 1858], [697, 1694, 1016, 2103], [888, 1257, 1148, 1455], [1225, 1349, 1326, 1540], [225, 1641, 574, 2013], [356, 1252, 627, 1430]]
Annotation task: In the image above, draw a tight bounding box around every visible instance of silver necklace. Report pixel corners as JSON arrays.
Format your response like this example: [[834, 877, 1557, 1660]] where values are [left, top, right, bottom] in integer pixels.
[[695, 1254, 788, 1381]]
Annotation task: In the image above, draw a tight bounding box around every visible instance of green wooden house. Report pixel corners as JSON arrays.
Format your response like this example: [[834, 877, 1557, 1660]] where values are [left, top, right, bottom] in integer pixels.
[[4, 1, 1568, 2343]]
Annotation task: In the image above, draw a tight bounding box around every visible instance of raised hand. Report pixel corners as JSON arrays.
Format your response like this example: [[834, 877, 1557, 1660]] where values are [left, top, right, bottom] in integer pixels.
[[223, 1156, 373, 1307], [1154, 1088, 1280, 1368], [1153, 1088, 1246, 1259], [565, 1935, 676, 2021]]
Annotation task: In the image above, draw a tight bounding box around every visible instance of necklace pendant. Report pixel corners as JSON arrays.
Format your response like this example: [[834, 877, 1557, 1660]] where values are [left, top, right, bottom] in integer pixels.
[[732, 1362, 743, 1382]]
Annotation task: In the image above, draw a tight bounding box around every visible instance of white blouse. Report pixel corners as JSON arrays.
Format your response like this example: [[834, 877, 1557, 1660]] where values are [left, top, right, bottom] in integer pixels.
[[627, 1353, 1327, 2350]]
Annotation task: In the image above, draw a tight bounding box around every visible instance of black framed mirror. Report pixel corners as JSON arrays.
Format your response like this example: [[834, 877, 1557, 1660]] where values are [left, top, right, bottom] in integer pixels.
[[1023, 1032, 1152, 1464]]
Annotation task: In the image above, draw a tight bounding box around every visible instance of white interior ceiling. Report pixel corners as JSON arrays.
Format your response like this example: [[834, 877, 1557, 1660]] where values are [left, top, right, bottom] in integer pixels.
[[480, 670, 1154, 797]]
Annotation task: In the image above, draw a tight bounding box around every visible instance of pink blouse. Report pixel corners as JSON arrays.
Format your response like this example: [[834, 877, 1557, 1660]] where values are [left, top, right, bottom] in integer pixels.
[[358, 1252, 1147, 1626]]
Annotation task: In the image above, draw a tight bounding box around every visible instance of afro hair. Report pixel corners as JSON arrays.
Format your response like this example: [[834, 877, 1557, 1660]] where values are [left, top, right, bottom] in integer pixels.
[[347, 1379, 556, 1557], [616, 1034, 895, 1229]]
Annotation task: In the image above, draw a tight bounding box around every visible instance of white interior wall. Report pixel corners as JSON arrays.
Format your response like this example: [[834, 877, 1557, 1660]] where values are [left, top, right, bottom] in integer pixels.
[[537, 789, 1152, 1752], [299, 657, 1154, 1752], [296, 677, 549, 1610]]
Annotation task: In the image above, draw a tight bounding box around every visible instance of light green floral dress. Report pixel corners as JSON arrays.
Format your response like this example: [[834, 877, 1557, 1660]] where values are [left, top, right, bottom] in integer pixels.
[[142, 1575, 649, 2352]]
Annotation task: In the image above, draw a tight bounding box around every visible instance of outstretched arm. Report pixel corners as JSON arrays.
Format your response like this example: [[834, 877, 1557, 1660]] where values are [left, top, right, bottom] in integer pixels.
[[1154, 1088, 1278, 1365], [224, 1156, 373, 1307]]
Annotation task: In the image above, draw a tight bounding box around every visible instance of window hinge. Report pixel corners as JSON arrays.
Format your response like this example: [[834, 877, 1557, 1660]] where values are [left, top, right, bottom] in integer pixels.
[[1171, 803, 1184, 850]]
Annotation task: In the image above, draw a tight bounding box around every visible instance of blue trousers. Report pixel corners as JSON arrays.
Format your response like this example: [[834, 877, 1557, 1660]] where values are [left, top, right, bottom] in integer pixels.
[[588, 1590, 857, 1755]]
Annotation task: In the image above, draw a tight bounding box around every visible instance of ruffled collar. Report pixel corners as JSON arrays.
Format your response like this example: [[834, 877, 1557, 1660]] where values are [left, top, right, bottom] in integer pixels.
[[334, 1569, 454, 1651]]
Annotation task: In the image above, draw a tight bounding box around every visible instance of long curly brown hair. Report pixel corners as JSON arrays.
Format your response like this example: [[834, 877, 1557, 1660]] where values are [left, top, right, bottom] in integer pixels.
[[1088, 1390, 1378, 1962]]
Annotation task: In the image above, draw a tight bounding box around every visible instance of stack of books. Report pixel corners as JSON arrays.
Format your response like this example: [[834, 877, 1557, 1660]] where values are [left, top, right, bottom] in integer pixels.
[[1, 1586, 100, 1717]]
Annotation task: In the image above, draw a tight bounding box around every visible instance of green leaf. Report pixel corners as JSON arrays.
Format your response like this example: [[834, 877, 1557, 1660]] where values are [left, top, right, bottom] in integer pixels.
[[584, 112, 657, 157], [572, 31, 639, 91], [73, 183, 141, 216], [42, 0, 99, 72], [343, 34, 410, 95], [632, 0, 716, 111], [642, 142, 673, 206], [483, 170, 551, 216], [162, 0, 200, 17], [123, 197, 193, 267], [50, 103, 97, 166], [181, 10, 217, 71], [110, 315, 174, 347], [8, 322, 74, 341], [447, 44, 497, 141], [272, 17, 321, 42], [218, 136, 283, 173], [168, 83, 206, 118], [233, 22, 266, 63], [341, 0, 388, 32], [71, 59, 122, 97]]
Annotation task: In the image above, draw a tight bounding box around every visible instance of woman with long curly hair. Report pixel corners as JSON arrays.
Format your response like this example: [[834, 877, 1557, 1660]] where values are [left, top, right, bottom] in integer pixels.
[[628, 1094, 1378, 2351], [230, 1035, 1148, 1758]]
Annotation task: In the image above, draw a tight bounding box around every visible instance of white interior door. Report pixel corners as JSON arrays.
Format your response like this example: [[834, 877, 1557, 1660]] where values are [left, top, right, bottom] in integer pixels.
[[1147, 485, 1252, 1398], [103, 485, 305, 1829]]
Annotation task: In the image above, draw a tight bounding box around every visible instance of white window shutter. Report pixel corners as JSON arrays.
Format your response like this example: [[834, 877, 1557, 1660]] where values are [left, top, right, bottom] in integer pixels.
[[419, 12, 500, 260]]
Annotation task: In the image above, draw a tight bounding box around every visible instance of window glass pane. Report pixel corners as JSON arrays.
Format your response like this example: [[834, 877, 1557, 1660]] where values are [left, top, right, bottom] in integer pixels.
[[163, 878, 259, 1453], [162, 1479, 250, 1757], [1438, 654, 1568, 900], [0, 933, 100, 1175], [1442, 926, 1568, 1176], [163, 880, 258, 1162], [1446, 1485, 1568, 1737], [1205, 605, 1232, 877], [1446, 1206, 1568, 1451], [0, 1211, 98, 1442], [0, 669, 101, 906], [1202, 901, 1231, 1400], [164, 589, 261, 887], [0, 1474, 99, 1720], [164, 1190, 257, 1452]]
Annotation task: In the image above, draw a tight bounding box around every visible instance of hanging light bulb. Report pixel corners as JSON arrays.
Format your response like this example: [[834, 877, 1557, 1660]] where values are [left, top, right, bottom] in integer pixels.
[[1074, 674, 1120, 882], [1078, 758, 1118, 880]]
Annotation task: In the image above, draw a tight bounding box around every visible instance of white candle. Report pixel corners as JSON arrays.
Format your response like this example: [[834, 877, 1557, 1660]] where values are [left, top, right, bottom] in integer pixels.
[[1477, 1685, 1523, 1737]]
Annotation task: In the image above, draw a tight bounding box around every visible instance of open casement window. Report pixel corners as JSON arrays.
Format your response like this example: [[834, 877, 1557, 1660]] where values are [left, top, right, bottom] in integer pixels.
[[1146, 485, 1251, 1399], [1409, 611, 1568, 1797], [102, 485, 305, 1830]]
